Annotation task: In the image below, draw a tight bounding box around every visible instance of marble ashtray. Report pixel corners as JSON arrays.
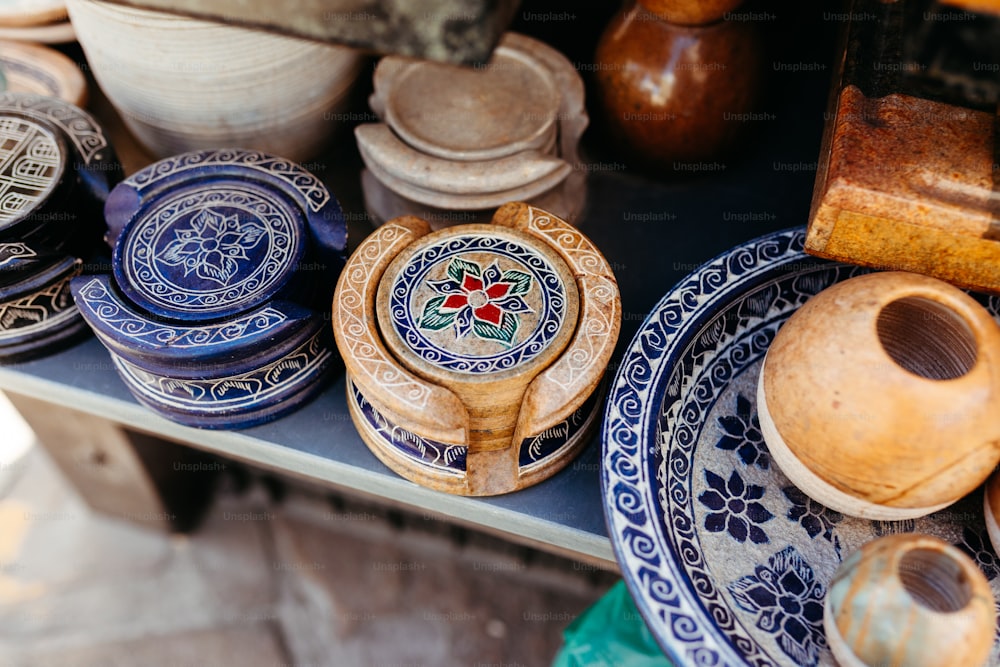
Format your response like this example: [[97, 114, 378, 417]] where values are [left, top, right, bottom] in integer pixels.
[[72, 148, 347, 428], [0, 92, 120, 361]]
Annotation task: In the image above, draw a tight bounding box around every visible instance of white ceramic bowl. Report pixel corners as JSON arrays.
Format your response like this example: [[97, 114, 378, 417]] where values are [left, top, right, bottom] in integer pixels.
[[67, 0, 364, 161]]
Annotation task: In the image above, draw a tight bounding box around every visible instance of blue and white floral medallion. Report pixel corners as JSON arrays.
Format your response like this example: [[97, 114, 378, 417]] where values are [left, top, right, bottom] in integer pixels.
[[601, 228, 1000, 666], [73, 148, 347, 428], [0, 93, 121, 361], [114, 181, 305, 321], [381, 230, 572, 376]]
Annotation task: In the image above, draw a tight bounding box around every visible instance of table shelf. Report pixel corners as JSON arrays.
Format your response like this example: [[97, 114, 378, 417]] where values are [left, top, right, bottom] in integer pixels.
[[0, 15, 833, 566]]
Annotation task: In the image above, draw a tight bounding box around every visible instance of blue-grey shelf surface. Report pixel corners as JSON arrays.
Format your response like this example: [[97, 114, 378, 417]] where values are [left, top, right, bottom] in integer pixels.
[[0, 337, 616, 562]]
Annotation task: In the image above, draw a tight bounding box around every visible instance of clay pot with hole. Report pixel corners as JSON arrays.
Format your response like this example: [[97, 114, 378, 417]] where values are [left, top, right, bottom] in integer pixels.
[[758, 271, 1000, 519], [825, 534, 995, 667]]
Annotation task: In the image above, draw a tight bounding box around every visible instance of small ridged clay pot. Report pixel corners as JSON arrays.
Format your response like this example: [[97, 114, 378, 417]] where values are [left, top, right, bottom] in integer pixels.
[[758, 271, 1000, 519], [824, 534, 996, 667]]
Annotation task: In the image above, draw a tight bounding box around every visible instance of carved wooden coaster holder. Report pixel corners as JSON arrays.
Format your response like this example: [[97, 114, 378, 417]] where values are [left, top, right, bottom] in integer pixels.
[[332, 202, 621, 495]]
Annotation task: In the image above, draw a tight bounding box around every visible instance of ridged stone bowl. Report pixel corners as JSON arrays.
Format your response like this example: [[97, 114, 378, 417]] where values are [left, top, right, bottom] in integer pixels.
[[66, 0, 363, 161]]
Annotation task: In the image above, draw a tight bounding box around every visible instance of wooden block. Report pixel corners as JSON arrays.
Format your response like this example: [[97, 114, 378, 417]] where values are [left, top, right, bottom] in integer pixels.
[[806, 85, 999, 291]]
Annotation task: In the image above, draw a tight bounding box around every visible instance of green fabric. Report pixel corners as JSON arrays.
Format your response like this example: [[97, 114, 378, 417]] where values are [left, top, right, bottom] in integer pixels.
[[552, 580, 673, 667]]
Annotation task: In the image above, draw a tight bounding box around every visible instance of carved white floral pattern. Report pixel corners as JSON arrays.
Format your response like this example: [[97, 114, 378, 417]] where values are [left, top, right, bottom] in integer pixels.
[[122, 186, 297, 315], [158, 209, 267, 286]]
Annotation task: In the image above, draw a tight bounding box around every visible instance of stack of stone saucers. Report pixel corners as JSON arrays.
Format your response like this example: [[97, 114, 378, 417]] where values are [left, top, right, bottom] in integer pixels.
[[356, 33, 588, 229]]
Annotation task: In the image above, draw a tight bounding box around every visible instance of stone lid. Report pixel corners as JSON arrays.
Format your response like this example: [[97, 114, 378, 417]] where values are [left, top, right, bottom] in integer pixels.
[[0, 41, 87, 106], [376, 223, 579, 387], [379, 43, 560, 162], [113, 178, 307, 323]]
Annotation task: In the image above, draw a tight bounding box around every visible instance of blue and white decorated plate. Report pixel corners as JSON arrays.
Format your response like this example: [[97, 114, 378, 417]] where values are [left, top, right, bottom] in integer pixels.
[[601, 228, 1000, 666]]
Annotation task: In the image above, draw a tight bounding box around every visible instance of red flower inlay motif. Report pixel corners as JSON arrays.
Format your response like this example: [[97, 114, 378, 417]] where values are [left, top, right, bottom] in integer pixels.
[[436, 268, 517, 326], [418, 257, 534, 346]]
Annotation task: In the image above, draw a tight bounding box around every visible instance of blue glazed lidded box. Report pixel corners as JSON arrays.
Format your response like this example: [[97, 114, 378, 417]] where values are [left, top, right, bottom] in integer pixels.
[[72, 149, 347, 428], [0, 92, 121, 361]]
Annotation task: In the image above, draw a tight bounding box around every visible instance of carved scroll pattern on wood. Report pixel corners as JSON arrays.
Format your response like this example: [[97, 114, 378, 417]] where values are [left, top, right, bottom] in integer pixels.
[[508, 204, 621, 438], [523, 206, 620, 390], [334, 222, 436, 411]]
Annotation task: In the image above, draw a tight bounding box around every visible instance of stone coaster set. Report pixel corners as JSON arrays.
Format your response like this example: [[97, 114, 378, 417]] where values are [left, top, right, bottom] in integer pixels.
[[73, 148, 348, 428], [356, 33, 589, 228], [333, 202, 621, 495], [0, 92, 120, 361]]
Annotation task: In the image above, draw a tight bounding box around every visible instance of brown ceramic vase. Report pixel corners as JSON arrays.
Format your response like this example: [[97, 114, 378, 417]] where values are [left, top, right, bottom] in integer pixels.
[[593, 0, 764, 169], [640, 0, 744, 24]]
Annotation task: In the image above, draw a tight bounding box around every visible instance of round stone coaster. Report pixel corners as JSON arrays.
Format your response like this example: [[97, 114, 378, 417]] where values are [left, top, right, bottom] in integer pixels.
[[113, 178, 306, 323], [0, 20, 75, 44], [0, 112, 66, 231], [0, 0, 66, 27], [376, 223, 579, 387], [0, 93, 120, 255], [0, 93, 120, 363], [382, 45, 559, 162]]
